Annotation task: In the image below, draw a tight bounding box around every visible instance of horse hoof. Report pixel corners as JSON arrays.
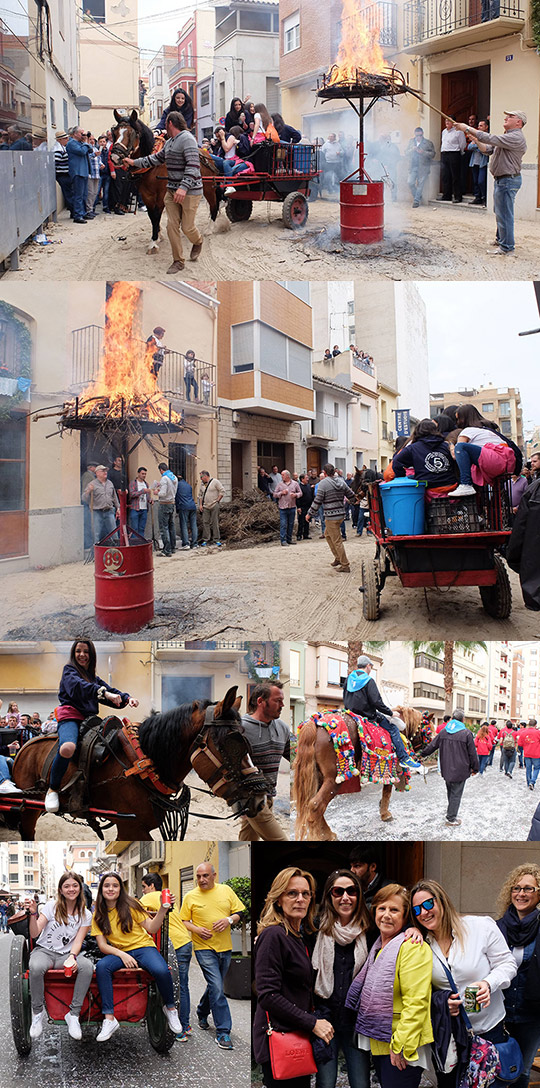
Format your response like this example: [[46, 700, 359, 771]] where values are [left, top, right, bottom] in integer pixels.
[[147, 245, 159, 254], [381, 812, 394, 822]]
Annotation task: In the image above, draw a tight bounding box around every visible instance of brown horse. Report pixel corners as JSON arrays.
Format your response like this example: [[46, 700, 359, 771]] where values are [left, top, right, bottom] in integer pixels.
[[293, 706, 424, 841], [12, 686, 268, 841], [111, 110, 223, 253]]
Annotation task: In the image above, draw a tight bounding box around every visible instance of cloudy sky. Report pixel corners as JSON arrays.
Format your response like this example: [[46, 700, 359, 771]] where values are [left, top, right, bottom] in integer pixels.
[[137, 1, 202, 57], [417, 281, 540, 433]]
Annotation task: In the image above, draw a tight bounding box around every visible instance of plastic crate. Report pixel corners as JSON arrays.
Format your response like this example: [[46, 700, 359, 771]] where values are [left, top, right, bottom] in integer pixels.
[[426, 495, 485, 534]]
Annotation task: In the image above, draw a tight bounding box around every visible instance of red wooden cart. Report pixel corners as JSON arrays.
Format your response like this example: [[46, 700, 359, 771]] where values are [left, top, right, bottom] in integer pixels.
[[219, 141, 320, 228]]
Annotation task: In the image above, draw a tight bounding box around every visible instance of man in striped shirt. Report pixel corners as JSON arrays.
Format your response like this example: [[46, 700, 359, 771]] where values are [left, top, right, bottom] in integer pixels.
[[125, 110, 203, 274], [240, 682, 290, 841], [306, 462, 358, 573], [53, 131, 73, 216]]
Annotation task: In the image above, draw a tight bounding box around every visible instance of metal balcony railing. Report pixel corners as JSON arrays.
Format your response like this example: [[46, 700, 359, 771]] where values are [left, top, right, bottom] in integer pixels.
[[313, 412, 339, 440], [363, 1, 398, 46], [353, 357, 375, 377], [71, 325, 217, 409], [404, 0, 523, 46], [155, 639, 248, 650]]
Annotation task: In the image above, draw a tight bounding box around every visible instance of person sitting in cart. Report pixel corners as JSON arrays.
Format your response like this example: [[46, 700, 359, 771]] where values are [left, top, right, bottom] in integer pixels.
[[0, 703, 23, 794], [391, 418, 457, 494], [27, 871, 94, 1041], [91, 872, 183, 1042], [44, 640, 139, 815], [451, 404, 518, 498], [343, 655, 423, 774]]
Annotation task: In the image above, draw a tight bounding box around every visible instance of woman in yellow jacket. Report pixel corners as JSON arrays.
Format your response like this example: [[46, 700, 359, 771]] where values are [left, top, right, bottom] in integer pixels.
[[345, 884, 433, 1088]]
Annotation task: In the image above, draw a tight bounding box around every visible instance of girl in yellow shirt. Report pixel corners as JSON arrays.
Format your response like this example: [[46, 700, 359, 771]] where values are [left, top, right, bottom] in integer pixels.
[[91, 872, 182, 1042]]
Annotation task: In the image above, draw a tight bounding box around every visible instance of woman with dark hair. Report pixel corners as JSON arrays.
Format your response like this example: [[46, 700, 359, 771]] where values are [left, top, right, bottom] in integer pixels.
[[244, 101, 256, 133], [252, 103, 278, 144], [224, 96, 249, 132], [410, 878, 516, 1088], [45, 640, 139, 814], [391, 418, 457, 489], [312, 870, 373, 1088], [272, 113, 302, 144], [496, 863, 540, 1088], [346, 885, 433, 1088], [253, 867, 334, 1088], [433, 413, 457, 439], [28, 871, 93, 1040], [452, 404, 516, 497], [91, 872, 182, 1042], [158, 88, 194, 131]]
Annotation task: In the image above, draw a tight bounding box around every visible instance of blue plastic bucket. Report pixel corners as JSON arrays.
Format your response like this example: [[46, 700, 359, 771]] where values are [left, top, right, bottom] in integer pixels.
[[379, 478, 426, 535]]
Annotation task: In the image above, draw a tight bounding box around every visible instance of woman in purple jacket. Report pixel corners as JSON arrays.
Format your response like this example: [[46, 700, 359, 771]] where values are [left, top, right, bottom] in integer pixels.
[[45, 640, 139, 814], [253, 867, 334, 1088]]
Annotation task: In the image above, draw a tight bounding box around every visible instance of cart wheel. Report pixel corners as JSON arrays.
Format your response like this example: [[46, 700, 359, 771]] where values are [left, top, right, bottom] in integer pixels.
[[10, 934, 32, 1055], [146, 939, 180, 1053], [282, 191, 309, 229], [361, 561, 380, 621], [479, 554, 512, 619], [225, 199, 253, 223]]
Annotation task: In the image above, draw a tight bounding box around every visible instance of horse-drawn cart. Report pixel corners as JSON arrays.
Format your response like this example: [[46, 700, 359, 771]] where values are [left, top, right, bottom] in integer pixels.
[[361, 476, 514, 621], [9, 918, 179, 1055], [212, 142, 320, 228]]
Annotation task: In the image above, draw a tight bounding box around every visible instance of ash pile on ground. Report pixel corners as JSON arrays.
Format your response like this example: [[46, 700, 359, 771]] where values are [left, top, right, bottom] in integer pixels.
[[294, 223, 452, 267], [219, 489, 279, 547], [3, 594, 229, 642]]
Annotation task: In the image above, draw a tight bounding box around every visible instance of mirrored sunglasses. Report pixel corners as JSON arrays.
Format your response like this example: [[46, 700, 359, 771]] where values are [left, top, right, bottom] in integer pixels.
[[413, 897, 435, 917]]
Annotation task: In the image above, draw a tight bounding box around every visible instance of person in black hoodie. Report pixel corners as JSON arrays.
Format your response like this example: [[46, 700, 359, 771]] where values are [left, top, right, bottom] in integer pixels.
[[272, 113, 302, 144], [343, 655, 422, 773], [496, 863, 540, 1088], [296, 473, 312, 540], [419, 710, 478, 826], [391, 418, 457, 488], [507, 475, 540, 611]]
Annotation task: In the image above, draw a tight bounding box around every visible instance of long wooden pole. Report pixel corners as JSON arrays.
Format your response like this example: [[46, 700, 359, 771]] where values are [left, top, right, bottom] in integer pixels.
[[406, 85, 455, 124]]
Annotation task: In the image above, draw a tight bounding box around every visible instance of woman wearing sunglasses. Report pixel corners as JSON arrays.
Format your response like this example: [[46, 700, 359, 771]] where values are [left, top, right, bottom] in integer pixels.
[[253, 867, 334, 1088], [346, 884, 433, 1088], [312, 870, 373, 1088], [496, 864, 540, 1088], [410, 879, 516, 1088]]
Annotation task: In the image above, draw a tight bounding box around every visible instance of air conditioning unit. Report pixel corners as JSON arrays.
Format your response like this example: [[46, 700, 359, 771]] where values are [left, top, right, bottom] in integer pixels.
[[138, 842, 165, 864]]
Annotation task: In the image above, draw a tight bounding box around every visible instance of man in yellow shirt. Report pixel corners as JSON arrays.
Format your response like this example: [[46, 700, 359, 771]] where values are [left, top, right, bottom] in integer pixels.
[[179, 862, 245, 1051], [141, 872, 192, 1042]]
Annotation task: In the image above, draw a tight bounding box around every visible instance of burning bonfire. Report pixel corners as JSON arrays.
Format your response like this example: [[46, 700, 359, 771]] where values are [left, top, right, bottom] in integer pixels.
[[318, 0, 408, 99]]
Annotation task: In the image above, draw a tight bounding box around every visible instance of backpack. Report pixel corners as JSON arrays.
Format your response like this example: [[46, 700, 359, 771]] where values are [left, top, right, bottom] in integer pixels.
[[503, 732, 516, 750]]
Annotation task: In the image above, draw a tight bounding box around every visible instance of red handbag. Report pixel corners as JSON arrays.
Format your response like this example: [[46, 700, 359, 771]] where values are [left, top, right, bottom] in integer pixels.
[[266, 1012, 317, 1080]]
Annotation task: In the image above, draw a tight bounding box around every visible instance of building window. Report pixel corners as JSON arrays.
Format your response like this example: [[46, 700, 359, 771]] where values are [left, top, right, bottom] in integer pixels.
[[498, 401, 510, 416], [156, 66, 162, 85], [290, 649, 301, 686], [83, 0, 105, 22], [231, 323, 255, 372], [0, 418, 27, 513], [481, 402, 494, 413], [327, 658, 342, 686], [360, 404, 371, 431], [414, 653, 444, 674], [500, 420, 512, 435], [347, 299, 354, 314], [49, 96, 56, 126], [180, 50, 186, 67], [413, 683, 444, 700], [63, 98, 68, 129], [283, 10, 300, 52], [187, 42, 193, 65], [456, 693, 465, 709], [200, 84, 210, 107], [469, 697, 480, 712]]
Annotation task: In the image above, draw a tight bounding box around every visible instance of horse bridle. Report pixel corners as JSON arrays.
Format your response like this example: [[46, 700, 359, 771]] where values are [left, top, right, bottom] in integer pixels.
[[110, 122, 138, 167], [189, 704, 268, 815]]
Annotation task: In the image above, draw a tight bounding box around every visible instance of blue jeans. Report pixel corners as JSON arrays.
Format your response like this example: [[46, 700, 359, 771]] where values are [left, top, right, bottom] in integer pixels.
[[179, 508, 198, 547], [279, 507, 296, 544], [316, 1026, 370, 1088], [0, 754, 12, 782], [501, 748, 516, 775], [56, 173, 73, 213], [129, 508, 148, 537], [357, 510, 369, 535], [96, 174, 110, 210], [506, 1019, 540, 1088], [471, 163, 487, 202], [493, 174, 521, 251], [71, 174, 88, 220], [379, 716, 408, 763], [96, 946, 174, 1015], [478, 753, 490, 774], [373, 1055, 423, 1088], [317, 509, 326, 534], [184, 373, 198, 401], [175, 941, 193, 1030], [207, 153, 251, 177], [94, 507, 117, 544], [525, 757, 540, 788], [454, 442, 483, 485], [195, 948, 232, 1035], [407, 166, 430, 204], [49, 718, 79, 790], [158, 504, 176, 555]]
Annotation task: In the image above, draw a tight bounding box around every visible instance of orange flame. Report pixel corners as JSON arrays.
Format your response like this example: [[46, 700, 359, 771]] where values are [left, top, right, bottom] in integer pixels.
[[329, 0, 385, 84], [76, 282, 180, 423]]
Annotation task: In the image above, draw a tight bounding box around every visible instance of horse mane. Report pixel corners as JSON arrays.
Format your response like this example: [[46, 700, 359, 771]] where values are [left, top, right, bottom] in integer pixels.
[[137, 698, 242, 783], [135, 119, 156, 157], [394, 705, 422, 738]]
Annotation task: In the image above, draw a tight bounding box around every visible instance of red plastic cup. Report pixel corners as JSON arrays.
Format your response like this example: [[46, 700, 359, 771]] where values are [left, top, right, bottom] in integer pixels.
[[162, 889, 172, 907], [64, 963, 74, 977]]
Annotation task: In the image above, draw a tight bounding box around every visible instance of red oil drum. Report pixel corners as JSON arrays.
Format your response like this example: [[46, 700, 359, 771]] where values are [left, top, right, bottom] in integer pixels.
[[340, 179, 384, 243], [94, 540, 154, 633]]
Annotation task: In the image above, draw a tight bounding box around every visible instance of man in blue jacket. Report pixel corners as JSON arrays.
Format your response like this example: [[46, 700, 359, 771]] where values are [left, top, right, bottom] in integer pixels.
[[175, 473, 198, 549], [66, 127, 92, 223]]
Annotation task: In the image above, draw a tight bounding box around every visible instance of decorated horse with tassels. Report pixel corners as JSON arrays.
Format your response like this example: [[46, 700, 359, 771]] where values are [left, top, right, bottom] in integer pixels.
[[293, 705, 431, 840]]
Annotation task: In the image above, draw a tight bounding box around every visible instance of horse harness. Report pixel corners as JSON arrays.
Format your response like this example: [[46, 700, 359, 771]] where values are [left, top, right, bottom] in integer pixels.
[[189, 705, 268, 810]]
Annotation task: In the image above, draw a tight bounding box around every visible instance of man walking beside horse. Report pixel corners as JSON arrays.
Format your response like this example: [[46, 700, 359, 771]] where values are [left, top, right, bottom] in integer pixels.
[[125, 111, 203, 275]]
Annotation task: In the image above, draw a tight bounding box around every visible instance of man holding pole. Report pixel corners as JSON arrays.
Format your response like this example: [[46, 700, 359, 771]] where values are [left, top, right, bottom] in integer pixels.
[[454, 110, 527, 256]]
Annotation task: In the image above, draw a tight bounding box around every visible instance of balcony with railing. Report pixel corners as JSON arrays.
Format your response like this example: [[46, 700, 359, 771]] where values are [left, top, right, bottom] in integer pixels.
[[353, 356, 375, 378], [308, 412, 339, 442], [70, 326, 218, 413], [333, 2, 398, 52], [404, 0, 525, 52]]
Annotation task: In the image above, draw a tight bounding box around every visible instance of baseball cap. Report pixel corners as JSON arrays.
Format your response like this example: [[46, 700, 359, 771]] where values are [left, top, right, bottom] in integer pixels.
[[357, 655, 372, 667], [504, 110, 526, 125]]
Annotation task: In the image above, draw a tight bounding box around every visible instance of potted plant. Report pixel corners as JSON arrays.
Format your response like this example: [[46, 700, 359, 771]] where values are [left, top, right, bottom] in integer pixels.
[[223, 875, 251, 999]]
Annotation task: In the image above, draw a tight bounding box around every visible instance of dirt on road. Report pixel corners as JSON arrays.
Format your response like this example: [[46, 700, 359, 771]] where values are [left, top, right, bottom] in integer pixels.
[[1, 533, 538, 642], [3, 197, 538, 282]]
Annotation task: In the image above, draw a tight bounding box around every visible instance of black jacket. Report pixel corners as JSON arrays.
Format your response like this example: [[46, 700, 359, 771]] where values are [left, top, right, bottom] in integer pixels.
[[392, 435, 457, 487], [342, 676, 392, 722], [252, 924, 317, 1065], [297, 481, 312, 511], [528, 801, 540, 841], [421, 728, 479, 783], [278, 124, 302, 143], [507, 477, 540, 611]]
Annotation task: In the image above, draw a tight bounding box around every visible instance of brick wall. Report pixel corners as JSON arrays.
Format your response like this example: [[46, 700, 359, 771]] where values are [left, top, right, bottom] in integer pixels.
[[259, 283, 313, 346], [280, 0, 342, 82]]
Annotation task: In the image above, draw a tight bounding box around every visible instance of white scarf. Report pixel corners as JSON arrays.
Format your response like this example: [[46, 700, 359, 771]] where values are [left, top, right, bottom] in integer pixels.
[[312, 922, 368, 1000]]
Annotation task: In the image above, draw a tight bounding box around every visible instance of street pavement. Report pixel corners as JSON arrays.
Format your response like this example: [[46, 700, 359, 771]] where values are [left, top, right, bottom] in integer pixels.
[[0, 932, 250, 1086]]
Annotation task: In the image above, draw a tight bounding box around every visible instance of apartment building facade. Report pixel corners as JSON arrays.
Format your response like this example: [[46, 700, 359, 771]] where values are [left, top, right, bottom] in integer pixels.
[[213, 0, 280, 121], [511, 642, 540, 721], [145, 45, 177, 128], [430, 385, 524, 450], [79, 0, 140, 137]]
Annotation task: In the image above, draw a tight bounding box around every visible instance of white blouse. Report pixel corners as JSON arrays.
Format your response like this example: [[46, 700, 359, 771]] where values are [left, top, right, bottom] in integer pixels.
[[429, 915, 516, 1032]]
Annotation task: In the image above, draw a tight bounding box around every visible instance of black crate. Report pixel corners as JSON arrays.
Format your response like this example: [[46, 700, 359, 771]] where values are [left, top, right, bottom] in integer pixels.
[[426, 495, 485, 535]]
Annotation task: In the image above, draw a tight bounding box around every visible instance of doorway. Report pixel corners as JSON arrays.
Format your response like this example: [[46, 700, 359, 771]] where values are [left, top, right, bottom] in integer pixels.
[[0, 414, 29, 559], [441, 66, 490, 195], [231, 440, 244, 494]]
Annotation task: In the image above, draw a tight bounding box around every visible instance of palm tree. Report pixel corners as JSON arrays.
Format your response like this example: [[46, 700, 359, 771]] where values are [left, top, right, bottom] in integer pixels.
[[412, 640, 487, 715]]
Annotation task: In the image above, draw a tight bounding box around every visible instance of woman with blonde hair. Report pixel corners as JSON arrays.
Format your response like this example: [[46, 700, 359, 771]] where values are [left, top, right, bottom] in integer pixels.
[[410, 879, 516, 1088], [496, 863, 540, 1088], [253, 866, 334, 1088], [27, 871, 93, 1041]]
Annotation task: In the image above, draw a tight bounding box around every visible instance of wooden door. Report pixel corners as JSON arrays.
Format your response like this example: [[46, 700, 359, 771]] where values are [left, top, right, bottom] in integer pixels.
[[231, 440, 244, 493], [306, 447, 322, 474], [441, 69, 479, 124]]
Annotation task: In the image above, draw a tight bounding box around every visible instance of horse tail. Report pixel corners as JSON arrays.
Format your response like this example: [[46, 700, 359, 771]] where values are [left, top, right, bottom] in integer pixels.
[[293, 719, 319, 841]]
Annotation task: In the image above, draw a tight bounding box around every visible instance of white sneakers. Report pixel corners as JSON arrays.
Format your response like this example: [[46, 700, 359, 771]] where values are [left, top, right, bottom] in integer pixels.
[[0, 780, 23, 794], [451, 484, 476, 497], [224, 186, 236, 195], [163, 1006, 183, 1034], [96, 1017, 120, 1042], [64, 1012, 82, 1040], [44, 789, 60, 812], [30, 1010, 46, 1038]]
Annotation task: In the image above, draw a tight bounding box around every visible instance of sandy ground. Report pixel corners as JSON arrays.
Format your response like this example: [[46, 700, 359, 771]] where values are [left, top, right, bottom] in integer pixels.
[[3, 196, 539, 282], [0, 762, 290, 842], [1, 533, 539, 642], [290, 760, 538, 842]]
